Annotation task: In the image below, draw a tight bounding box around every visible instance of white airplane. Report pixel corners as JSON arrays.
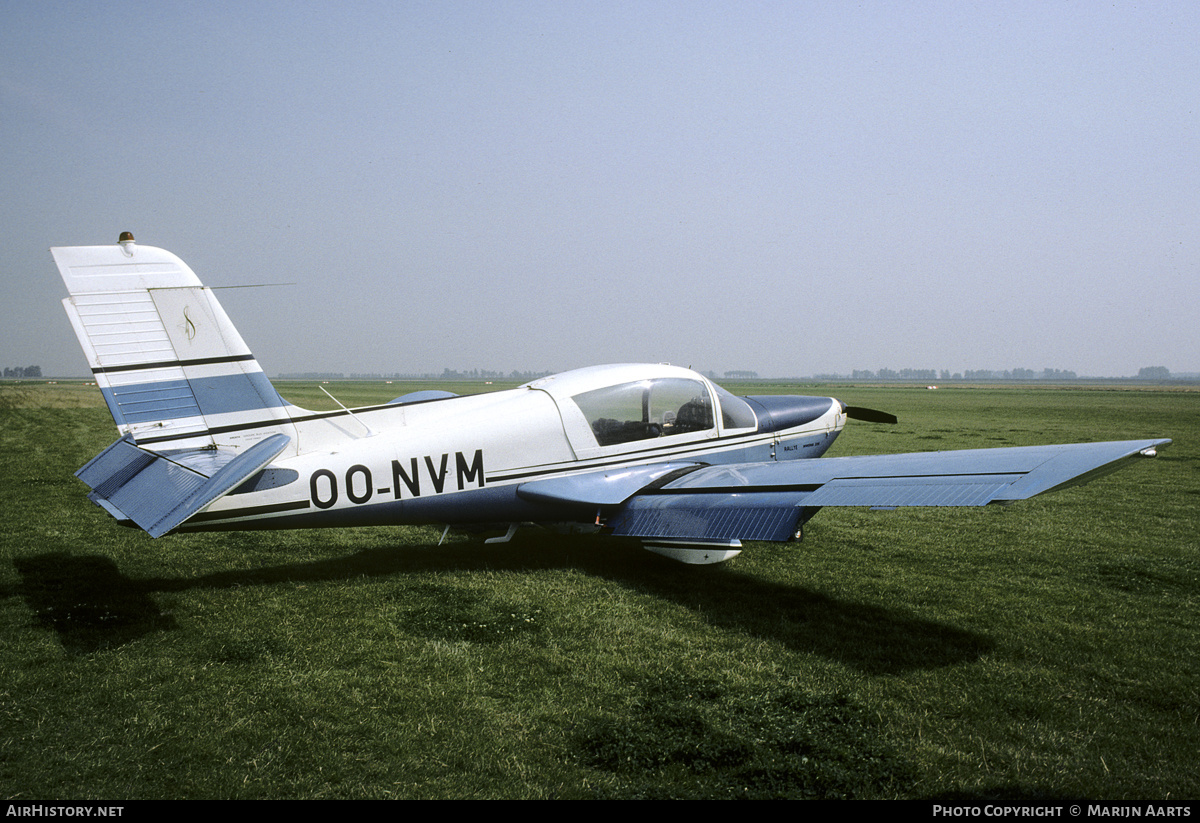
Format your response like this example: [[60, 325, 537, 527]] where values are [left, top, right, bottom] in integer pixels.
[[52, 235, 1170, 564]]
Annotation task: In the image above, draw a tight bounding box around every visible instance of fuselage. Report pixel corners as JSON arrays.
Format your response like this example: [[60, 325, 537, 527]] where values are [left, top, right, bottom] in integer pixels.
[[184, 363, 846, 533]]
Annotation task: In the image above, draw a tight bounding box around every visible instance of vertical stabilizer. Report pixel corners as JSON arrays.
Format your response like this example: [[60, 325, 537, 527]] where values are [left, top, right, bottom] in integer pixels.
[[53, 237, 296, 451]]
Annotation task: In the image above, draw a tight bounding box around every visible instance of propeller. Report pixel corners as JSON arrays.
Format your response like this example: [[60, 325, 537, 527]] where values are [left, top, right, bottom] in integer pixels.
[[843, 405, 898, 425]]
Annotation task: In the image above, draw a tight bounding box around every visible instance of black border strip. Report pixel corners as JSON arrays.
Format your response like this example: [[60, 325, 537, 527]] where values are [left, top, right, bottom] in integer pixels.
[[187, 499, 311, 523], [93, 354, 257, 375], [486, 432, 779, 482]]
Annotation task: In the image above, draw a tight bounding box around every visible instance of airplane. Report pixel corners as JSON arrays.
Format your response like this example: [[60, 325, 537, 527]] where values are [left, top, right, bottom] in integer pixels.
[[51, 234, 1170, 564]]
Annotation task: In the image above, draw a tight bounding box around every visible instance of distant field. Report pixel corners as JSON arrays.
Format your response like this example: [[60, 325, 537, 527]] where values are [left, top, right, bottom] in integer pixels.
[[1, 380, 1196, 799]]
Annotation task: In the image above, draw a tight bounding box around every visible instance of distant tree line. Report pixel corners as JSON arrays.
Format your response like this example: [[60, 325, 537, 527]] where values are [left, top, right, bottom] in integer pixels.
[[278, 365, 1179, 382], [3, 365, 41, 378], [439, 368, 555, 382], [852, 368, 940, 380], [277, 369, 557, 381], [824, 366, 1180, 381], [845, 367, 1083, 380]]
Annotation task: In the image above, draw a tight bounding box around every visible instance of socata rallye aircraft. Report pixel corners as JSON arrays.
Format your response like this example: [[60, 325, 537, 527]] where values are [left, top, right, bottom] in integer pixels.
[[53, 235, 1169, 564]]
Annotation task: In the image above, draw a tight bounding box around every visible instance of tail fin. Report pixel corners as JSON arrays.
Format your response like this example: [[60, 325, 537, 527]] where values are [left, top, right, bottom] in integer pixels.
[[53, 236, 295, 449]]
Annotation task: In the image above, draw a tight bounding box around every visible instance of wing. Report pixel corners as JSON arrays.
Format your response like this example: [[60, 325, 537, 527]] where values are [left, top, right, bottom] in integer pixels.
[[518, 439, 1170, 543]]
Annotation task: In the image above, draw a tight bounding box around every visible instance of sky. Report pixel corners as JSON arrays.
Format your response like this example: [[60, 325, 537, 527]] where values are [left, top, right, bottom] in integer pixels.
[[3, 0, 1197, 379]]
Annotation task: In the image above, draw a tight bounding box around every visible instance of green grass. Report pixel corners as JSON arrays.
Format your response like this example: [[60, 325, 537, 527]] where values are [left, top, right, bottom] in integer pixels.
[[1, 381, 1196, 799]]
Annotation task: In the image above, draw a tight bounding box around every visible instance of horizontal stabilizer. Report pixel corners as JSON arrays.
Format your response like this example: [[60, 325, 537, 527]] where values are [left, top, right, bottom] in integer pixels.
[[76, 434, 290, 537]]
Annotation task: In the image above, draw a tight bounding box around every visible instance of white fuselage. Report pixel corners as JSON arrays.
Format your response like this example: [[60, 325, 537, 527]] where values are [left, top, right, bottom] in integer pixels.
[[187, 364, 846, 532]]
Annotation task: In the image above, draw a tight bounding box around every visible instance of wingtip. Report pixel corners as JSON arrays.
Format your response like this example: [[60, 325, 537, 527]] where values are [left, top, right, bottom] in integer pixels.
[[1139, 438, 1172, 457]]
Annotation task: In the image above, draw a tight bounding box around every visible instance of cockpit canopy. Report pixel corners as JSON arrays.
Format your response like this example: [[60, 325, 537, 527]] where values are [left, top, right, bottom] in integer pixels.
[[526, 364, 758, 455]]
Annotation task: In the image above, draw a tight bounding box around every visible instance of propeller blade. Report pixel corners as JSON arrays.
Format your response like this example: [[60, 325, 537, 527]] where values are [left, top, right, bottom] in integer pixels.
[[844, 406, 898, 425]]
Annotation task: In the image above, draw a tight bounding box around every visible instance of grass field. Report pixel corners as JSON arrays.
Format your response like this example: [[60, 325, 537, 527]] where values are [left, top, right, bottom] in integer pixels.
[[1, 380, 1196, 799]]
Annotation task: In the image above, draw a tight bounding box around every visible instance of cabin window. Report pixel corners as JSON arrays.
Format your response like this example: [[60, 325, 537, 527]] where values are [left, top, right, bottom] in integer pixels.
[[572, 378, 714, 447], [713, 384, 758, 430]]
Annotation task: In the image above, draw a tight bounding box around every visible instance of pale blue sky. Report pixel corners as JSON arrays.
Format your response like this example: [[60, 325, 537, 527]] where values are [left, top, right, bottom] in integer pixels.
[[3, 1, 1197, 378]]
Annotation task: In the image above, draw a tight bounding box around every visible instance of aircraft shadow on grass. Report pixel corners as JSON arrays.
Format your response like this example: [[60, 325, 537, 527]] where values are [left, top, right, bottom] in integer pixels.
[[13, 535, 991, 672]]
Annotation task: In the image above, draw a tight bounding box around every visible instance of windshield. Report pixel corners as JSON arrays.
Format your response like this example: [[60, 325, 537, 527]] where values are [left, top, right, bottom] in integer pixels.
[[713, 383, 758, 430]]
